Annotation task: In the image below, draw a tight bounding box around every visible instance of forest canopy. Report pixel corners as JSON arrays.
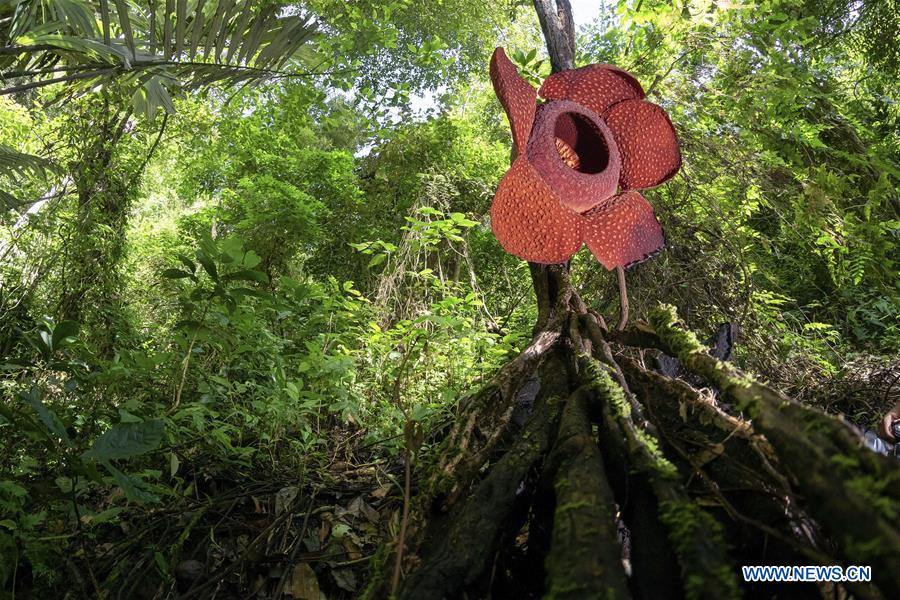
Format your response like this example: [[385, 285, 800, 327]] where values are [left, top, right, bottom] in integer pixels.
[[0, 0, 898, 597]]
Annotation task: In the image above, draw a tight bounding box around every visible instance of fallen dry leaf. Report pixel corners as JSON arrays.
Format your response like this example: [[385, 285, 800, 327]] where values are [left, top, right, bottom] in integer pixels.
[[287, 563, 320, 599]]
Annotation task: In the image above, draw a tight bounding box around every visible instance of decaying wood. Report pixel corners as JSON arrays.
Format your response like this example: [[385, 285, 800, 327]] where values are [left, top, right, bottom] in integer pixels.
[[643, 306, 900, 593], [397, 351, 569, 599], [581, 353, 741, 599]]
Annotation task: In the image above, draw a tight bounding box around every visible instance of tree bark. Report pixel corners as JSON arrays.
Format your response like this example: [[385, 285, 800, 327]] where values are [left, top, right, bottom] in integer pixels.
[[532, 0, 576, 72]]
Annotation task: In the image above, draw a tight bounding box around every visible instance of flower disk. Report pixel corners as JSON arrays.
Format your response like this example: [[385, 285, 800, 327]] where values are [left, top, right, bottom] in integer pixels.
[[525, 100, 621, 214]]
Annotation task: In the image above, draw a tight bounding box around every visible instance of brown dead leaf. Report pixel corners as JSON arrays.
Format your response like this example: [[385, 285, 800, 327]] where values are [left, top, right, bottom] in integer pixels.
[[318, 519, 331, 544], [287, 563, 320, 599], [346, 496, 379, 522], [342, 537, 362, 560], [276, 486, 299, 516], [371, 484, 392, 500], [332, 567, 358, 592]]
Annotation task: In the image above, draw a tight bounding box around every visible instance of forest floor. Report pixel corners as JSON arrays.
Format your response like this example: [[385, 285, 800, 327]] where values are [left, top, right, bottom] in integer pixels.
[[91, 450, 402, 599]]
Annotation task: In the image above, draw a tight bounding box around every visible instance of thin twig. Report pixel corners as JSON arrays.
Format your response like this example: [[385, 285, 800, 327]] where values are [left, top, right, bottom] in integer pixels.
[[171, 303, 209, 412], [70, 475, 102, 597], [273, 490, 318, 600], [181, 500, 297, 598], [390, 447, 413, 596]]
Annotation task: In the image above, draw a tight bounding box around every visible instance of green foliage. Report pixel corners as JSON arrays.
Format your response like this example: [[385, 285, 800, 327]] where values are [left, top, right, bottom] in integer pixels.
[[307, 0, 521, 108], [85, 420, 165, 462]]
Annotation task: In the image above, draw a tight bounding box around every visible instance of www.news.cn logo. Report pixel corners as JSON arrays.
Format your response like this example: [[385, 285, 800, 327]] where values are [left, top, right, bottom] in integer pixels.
[[742, 565, 872, 582]]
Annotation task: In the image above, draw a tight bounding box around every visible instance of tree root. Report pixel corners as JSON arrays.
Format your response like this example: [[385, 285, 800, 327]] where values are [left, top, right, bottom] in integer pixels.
[[369, 291, 898, 600], [542, 386, 630, 599]]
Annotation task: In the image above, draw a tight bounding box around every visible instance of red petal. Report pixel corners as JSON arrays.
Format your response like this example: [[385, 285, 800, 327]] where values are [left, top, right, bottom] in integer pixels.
[[525, 100, 620, 213], [490, 158, 583, 264], [602, 99, 681, 190], [490, 48, 537, 155], [583, 191, 665, 269], [539, 64, 644, 115]]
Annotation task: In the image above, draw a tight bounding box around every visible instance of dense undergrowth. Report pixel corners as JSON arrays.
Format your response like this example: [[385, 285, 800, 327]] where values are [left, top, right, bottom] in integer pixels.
[[1, 0, 897, 596]]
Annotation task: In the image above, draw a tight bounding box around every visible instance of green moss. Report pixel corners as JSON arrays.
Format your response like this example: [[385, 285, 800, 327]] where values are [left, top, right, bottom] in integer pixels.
[[544, 581, 618, 600], [649, 304, 755, 408], [843, 535, 886, 563], [844, 472, 898, 521], [801, 416, 834, 436], [579, 354, 678, 479], [544, 581, 580, 597], [658, 499, 741, 600], [580, 355, 630, 420], [829, 453, 860, 470], [659, 499, 716, 552], [648, 304, 709, 356], [633, 428, 679, 479], [360, 542, 392, 600]]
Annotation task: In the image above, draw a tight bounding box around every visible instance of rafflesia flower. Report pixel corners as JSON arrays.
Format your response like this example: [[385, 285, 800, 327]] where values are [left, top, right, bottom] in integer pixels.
[[489, 47, 681, 268]]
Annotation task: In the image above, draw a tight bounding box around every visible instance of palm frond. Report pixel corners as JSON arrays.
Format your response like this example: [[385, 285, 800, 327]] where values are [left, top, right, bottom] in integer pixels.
[[0, 145, 64, 213], [0, 0, 321, 113], [0, 145, 61, 180]]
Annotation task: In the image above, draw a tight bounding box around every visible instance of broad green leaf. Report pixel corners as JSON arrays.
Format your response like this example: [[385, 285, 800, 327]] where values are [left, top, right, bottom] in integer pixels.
[[81, 506, 123, 527], [241, 251, 262, 269], [51, 320, 79, 350], [102, 461, 158, 503], [86, 420, 165, 461], [99, 0, 110, 44], [113, 0, 135, 58], [195, 248, 218, 280], [175, 253, 196, 272], [144, 76, 176, 119], [21, 389, 72, 447], [27, 33, 128, 63], [161, 268, 194, 279], [188, 0, 208, 59], [223, 269, 268, 283]]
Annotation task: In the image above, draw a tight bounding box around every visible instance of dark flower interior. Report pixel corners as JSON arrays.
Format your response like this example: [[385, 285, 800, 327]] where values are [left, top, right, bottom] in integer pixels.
[[553, 111, 610, 174]]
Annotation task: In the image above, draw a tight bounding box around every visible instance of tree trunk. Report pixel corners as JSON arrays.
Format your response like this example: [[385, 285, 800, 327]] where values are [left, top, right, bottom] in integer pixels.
[[532, 0, 576, 72], [57, 101, 137, 356]]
